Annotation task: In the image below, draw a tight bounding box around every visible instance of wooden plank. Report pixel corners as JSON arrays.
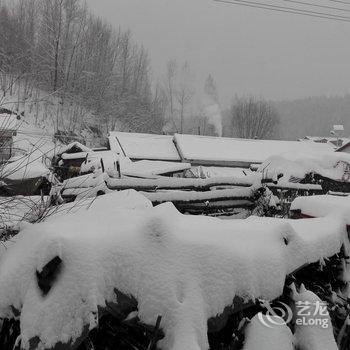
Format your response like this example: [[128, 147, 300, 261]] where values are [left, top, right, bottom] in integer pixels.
[[106, 176, 257, 191]]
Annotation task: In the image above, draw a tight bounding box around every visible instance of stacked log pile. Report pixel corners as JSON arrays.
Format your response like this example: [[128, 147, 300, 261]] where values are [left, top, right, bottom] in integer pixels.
[[61, 174, 271, 215]]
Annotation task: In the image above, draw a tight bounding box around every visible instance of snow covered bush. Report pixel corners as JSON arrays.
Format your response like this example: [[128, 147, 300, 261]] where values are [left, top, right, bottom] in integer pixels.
[[0, 192, 348, 350], [242, 313, 294, 350], [291, 284, 338, 350]]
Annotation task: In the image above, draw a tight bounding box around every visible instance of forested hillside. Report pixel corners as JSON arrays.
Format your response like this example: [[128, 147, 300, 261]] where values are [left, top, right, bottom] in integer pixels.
[[0, 0, 165, 137], [1, 1, 349, 142], [275, 95, 350, 140]]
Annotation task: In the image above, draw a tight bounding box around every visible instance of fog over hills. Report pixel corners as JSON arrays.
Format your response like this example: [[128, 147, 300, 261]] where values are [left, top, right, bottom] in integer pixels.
[[274, 95, 350, 140]]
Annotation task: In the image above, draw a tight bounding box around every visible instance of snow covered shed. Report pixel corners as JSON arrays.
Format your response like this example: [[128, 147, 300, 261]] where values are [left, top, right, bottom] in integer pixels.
[[108, 131, 181, 162], [0, 113, 20, 163], [174, 134, 333, 168], [53, 142, 93, 180]]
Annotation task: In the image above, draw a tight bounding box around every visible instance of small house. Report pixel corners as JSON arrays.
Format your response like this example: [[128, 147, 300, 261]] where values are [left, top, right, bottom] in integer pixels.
[[336, 140, 350, 154], [301, 136, 350, 149], [53, 142, 92, 180], [0, 113, 20, 164]]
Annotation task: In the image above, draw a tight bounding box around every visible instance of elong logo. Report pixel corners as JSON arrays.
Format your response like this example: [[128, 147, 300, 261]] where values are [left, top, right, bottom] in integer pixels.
[[258, 299, 330, 329]]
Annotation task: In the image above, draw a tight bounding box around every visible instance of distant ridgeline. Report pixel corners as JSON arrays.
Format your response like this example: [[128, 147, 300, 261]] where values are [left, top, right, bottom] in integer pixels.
[[275, 95, 350, 140]]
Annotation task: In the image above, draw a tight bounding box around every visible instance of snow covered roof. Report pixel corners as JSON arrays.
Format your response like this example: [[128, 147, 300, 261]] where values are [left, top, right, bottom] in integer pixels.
[[0, 195, 347, 349], [336, 140, 350, 152], [258, 152, 350, 184], [108, 132, 334, 167], [174, 134, 334, 166], [57, 141, 92, 156], [108, 132, 181, 161], [0, 146, 51, 180], [301, 136, 350, 149], [61, 151, 88, 160], [291, 194, 350, 226]]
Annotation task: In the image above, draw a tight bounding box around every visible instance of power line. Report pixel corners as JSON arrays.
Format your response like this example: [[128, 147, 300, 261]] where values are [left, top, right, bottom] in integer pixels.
[[327, 0, 350, 5], [214, 0, 350, 22], [283, 0, 350, 13], [216, 0, 350, 19]]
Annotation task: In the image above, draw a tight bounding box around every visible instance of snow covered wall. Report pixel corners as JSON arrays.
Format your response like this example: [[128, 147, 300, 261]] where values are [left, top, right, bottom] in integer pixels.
[[0, 192, 348, 350]]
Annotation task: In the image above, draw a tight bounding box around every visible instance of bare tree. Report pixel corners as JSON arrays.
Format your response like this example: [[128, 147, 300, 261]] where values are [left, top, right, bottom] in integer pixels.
[[229, 96, 280, 139], [163, 59, 177, 131], [161, 60, 194, 133], [204, 74, 219, 103], [176, 62, 193, 133], [0, 0, 166, 136]]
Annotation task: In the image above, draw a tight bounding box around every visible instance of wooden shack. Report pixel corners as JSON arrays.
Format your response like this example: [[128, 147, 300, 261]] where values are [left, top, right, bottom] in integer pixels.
[[0, 113, 20, 164]]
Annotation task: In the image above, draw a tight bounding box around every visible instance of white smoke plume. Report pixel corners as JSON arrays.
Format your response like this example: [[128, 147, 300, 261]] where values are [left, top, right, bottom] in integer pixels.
[[202, 99, 223, 137]]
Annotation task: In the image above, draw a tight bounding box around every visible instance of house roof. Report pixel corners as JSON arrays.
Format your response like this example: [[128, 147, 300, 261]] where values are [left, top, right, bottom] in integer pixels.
[[108, 132, 181, 161], [174, 134, 334, 165], [301, 136, 350, 149], [336, 140, 350, 152], [58, 142, 92, 156], [108, 131, 335, 166]]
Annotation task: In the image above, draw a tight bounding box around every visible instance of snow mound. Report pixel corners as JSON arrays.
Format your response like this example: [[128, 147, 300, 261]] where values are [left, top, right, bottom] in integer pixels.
[[242, 313, 294, 350], [291, 194, 350, 226], [291, 284, 338, 350], [46, 189, 153, 219], [0, 202, 347, 349], [247, 216, 348, 273]]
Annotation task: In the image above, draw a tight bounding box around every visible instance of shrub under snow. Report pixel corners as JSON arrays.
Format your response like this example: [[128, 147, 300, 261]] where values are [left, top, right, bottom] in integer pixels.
[[0, 191, 348, 349]]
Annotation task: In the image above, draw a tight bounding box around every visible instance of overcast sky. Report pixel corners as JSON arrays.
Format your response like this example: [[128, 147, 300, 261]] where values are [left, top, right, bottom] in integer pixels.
[[87, 0, 350, 104]]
